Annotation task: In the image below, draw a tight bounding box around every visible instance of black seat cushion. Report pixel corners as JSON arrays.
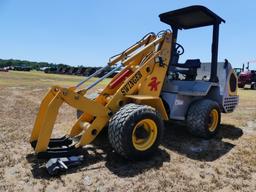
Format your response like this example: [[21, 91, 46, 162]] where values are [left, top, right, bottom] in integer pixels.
[[173, 59, 201, 68]]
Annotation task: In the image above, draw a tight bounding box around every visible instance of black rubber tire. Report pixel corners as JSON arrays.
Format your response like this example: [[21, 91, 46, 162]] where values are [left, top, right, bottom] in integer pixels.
[[186, 99, 221, 139], [251, 83, 256, 90], [108, 103, 164, 159]]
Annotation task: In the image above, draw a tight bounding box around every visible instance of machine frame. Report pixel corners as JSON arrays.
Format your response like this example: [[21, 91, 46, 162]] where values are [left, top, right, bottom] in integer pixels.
[[30, 6, 239, 162]]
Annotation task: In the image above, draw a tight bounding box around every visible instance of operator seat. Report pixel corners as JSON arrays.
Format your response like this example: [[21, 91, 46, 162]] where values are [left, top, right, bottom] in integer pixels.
[[172, 59, 201, 81]]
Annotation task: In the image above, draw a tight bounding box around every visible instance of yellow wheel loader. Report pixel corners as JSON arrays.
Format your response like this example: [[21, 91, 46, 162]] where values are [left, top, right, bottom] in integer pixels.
[[30, 6, 239, 168]]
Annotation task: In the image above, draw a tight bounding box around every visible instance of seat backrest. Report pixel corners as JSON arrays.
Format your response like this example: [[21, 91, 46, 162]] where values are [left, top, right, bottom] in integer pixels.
[[173, 59, 201, 68]]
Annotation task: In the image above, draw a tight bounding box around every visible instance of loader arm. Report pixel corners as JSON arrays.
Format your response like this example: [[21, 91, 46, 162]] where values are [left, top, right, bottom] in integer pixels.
[[30, 30, 172, 157]]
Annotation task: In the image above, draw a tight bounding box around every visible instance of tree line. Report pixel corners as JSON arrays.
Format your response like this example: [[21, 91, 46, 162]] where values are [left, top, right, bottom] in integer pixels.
[[0, 59, 69, 70], [0, 58, 115, 77]]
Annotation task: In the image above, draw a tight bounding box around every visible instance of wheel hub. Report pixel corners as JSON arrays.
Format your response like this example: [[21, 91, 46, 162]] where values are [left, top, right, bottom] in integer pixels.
[[208, 109, 219, 132], [132, 119, 158, 151], [134, 126, 149, 139]]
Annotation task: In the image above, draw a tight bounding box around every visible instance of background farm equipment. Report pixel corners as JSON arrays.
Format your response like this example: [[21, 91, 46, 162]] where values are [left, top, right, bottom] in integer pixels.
[[238, 62, 256, 89]]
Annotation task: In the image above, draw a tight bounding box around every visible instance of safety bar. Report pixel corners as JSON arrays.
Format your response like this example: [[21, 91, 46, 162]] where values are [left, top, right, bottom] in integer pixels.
[[85, 64, 123, 91], [76, 65, 110, 88]]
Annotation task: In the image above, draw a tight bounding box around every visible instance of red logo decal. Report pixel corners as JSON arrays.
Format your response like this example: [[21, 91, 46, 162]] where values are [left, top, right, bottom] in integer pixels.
[[148, 77, 160, 91]]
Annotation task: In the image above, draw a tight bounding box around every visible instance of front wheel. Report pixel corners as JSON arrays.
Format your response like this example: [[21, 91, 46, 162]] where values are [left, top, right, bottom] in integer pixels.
[[108, 104, 164, 159], [186, 99, 221, 139]]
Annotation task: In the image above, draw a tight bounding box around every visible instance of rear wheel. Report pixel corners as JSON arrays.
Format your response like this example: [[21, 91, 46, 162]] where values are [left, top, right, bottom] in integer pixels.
[[186, 99, 221, 139], [108, 104, 164, 159], [251, 83, 256, 90]]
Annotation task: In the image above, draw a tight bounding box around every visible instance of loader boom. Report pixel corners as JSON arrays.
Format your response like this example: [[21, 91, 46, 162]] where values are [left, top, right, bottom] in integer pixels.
[[30, 31, 172, 157]]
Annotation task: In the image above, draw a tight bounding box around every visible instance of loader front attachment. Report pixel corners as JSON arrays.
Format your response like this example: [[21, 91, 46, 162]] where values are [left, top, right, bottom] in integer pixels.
[[30, 85, 110, 158], [29, 31, 170, 160]]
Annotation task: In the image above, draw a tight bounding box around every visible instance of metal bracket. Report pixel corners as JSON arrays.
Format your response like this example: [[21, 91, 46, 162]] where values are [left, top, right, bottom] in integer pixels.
[[46, 156, 84, 176]]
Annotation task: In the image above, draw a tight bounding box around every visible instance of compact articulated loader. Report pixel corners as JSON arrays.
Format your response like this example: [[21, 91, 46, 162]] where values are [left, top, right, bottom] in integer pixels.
[[30, 6, 239, 163]]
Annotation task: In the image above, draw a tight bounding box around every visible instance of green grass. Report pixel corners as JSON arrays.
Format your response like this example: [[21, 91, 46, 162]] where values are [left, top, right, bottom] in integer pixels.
[[0, 70, 111, 88]]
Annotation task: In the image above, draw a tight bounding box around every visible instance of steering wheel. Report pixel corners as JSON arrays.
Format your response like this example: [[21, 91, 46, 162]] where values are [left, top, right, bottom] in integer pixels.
[[175, 43, 185, 56]]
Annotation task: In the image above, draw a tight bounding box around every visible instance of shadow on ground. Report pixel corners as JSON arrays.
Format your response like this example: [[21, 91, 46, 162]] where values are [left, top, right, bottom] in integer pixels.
[[26, 139, 170, 179], [162, 122, 243, 161], [104, 148, 170, 177], [26, 123, 242, 178]]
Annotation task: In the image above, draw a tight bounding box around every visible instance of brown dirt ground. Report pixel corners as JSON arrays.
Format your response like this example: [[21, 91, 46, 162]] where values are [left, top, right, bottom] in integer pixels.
[[0, 71, 256, 192]]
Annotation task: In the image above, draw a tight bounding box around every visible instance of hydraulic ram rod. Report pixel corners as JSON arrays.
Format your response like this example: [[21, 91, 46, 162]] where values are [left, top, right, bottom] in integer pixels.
[[85, 63, 123, 91], [76, 65, 109, 88]]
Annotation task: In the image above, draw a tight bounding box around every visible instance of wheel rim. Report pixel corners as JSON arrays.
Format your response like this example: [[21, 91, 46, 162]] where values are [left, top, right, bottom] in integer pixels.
[[208, 109, 219, 132], [132, 119, 158, 151]]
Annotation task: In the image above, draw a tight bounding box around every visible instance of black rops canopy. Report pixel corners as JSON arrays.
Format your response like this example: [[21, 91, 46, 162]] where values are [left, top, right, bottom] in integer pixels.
[[159, 5, 225, 29]]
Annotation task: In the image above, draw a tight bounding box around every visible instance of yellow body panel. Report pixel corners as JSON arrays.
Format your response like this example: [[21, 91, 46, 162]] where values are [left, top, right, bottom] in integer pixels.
[[30, 31, 173, 153], [125, 95, 169, 120], [76, 116, 109, 147], [35, 92, 63, 152], [30, 88, 57, 142]]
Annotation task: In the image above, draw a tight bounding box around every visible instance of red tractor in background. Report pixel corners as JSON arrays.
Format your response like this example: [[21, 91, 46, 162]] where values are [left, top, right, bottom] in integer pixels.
[[238, 61, 256, 89], [234, 64, 244, 76]]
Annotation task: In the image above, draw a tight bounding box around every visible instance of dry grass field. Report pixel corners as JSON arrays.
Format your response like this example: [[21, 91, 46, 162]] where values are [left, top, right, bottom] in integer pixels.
[[0, 71, 255, 192]]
